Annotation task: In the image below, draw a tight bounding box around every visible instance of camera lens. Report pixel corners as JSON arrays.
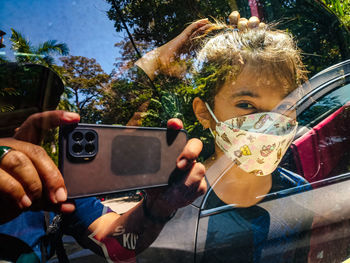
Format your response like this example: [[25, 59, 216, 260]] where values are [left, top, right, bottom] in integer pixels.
[[85, 143, 95, 153], [72, 131, 83, 142], [85, 132, 95, 142], [72, 143, 83, 153]]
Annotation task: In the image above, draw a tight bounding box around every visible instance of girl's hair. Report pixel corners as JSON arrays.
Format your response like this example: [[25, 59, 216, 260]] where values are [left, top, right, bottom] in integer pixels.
[[192, 22, 308, 106]]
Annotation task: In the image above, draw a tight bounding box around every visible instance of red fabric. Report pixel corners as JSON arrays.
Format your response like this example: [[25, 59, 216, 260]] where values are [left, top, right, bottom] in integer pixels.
[[93, 234, 136, 263], [292, 103, 350, 183]]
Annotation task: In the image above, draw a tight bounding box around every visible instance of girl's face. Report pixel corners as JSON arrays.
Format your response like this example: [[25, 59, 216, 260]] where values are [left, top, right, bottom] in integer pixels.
[[211, 63, 295, 126]]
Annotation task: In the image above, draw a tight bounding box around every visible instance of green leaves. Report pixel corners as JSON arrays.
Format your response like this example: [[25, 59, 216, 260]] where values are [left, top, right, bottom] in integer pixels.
[[9, 28, 70, 67], [322, 0, 350, 28]]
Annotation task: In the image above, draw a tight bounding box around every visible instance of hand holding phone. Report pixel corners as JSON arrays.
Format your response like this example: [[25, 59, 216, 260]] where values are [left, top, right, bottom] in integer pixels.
[[59, 123, 187, 198]]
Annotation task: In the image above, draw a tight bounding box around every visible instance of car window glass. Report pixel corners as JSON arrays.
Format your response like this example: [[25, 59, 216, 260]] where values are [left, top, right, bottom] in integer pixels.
[[298, 83, 350, 127], [1, 0, 350, 262]]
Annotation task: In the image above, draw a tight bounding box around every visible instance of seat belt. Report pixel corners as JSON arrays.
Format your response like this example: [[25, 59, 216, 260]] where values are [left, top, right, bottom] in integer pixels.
[[41, 212, 69, 263]]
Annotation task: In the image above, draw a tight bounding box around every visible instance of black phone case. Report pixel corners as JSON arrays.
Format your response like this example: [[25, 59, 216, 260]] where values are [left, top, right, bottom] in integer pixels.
[[59, 123, 187, 198]]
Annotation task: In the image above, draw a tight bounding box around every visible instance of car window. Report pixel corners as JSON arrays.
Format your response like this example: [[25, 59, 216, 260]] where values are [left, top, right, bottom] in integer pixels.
[[298, 83, 350, 127], [2, 1, 350, 263]]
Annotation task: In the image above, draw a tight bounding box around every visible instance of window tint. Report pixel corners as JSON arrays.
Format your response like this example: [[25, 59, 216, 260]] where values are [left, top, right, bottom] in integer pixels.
[[298, 83, 350, 127]]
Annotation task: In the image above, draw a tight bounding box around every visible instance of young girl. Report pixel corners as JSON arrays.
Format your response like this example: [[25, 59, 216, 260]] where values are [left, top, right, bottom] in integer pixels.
[[189, 20, 314, 263], [191, 21, 309, 207]]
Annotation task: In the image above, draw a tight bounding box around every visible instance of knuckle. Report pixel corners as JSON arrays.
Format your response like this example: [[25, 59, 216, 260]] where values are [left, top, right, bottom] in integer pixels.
[[5, 151, 28, 169], [4, 178, 21, 198], [30, 145, 47, 157], [199, 180, 208, 194], [192, 138, 203, 147], [27, 112, 42, 122], [185, 149, 197, 160], [194, 162, 206, 176], [45, 169, 64, 188], [27, 181, 43, 199]]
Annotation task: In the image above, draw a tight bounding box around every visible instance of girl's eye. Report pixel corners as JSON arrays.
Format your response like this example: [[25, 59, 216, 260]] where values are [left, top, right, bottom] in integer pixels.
[[236, 102, 255, 109]]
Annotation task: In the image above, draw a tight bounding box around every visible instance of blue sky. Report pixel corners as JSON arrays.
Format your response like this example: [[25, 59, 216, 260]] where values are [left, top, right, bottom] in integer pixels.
[[0, 0, 124, 74]]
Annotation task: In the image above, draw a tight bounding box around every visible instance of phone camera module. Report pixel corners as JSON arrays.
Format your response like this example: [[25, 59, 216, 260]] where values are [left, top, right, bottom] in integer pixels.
[[72, 131, 84, 142], [85, 131, 95, 142], [67, 128, 98, 162], [72, 143, 83, 154], [85, 143, 95, 154]]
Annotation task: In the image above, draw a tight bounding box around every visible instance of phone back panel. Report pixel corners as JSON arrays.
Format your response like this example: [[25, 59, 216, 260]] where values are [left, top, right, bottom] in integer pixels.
[[59, 123, 187, 198]]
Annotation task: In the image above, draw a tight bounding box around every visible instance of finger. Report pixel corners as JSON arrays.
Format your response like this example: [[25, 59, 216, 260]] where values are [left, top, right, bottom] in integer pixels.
[[14, 110, 80, 144], [199, 177, 208, 195], [237, 18, 249, 31], [228, 11, 240, 26], [181, 162, 206, 203], [259, 22, 267, 29], [0, 168, 32, 209], [29, 194, 76, 214], [189, 23, 212, 39], [59, 202, 76, 213], [177, 138, 203, 170], [29, 110, 80, 129], [8, 139, 67, 205], [183, 18, 210, 37], [167, 118, 183, 130], [248, 16, 260, 29], [1, 150, 42, 201], [43, 200, 75, 214], [186, 162, 206, 184]]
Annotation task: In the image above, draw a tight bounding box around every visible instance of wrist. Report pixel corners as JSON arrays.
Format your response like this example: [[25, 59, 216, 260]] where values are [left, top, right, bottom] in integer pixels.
[[135, 49, 160, 81], [142, 191, 177, 224]]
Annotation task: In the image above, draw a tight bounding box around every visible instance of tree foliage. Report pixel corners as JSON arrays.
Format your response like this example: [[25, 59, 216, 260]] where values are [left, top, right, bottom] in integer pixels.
[[103, 0, 350, 160], [106, 0, 349, 76], [60, 56, 110, 122], [9, 28, 69, 66], [321, 0, 350, 29]]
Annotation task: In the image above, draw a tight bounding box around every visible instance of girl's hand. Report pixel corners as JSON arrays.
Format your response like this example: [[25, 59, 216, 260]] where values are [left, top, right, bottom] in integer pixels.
[[228, 11, 265, 30], [135, 19, 211, 80]]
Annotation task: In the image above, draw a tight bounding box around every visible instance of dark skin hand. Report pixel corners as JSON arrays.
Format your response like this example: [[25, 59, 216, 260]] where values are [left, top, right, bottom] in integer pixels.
[[0, 111, 79, 224], [0, 111, 207, 226]]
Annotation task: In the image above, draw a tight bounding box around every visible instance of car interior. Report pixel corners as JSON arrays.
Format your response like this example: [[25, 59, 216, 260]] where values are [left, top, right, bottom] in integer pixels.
[[292, 101, 350, 184]]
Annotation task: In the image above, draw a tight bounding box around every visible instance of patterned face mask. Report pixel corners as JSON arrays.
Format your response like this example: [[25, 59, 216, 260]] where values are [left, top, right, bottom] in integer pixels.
[[205, 103, 297, 176]]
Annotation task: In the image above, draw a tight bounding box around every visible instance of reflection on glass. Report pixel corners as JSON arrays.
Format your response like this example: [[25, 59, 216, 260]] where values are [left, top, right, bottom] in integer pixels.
[[1, 1, 350, 263]]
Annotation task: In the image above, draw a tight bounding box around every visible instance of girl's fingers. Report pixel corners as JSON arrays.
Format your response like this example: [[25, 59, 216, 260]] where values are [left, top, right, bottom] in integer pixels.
[[229, 11, 240, 26], [248, 16, 260, 28]]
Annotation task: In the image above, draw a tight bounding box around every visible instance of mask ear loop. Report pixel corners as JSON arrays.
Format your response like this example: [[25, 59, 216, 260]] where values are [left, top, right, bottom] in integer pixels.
[[205, 102, 219, 138], [205, 102, 219, 123]]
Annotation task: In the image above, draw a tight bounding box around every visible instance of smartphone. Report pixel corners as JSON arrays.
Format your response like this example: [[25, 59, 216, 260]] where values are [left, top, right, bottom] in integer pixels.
[[59, 123, 187, 198]]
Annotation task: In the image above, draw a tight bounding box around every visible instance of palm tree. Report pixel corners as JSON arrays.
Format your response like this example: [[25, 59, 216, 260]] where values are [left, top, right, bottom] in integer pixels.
[[9, 28, 69, 66], [8, 28, 73, 111]]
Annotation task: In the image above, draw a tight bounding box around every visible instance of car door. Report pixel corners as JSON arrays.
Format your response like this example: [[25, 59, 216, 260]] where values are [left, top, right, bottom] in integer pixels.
[[195, 60, 350, 263]]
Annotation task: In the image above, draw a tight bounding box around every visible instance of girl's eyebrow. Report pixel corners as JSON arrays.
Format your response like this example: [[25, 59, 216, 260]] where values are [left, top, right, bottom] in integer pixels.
[[232, 90, 260, 98]]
